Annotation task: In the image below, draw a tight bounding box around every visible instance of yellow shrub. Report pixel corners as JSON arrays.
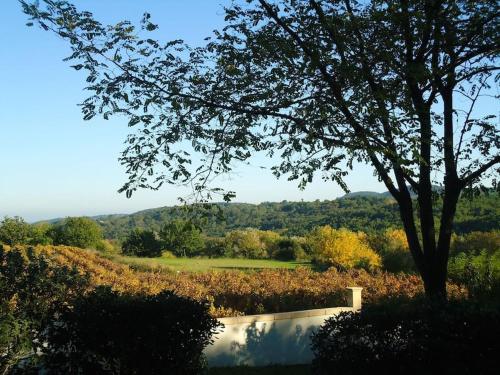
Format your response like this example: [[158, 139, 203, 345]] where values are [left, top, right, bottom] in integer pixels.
[[384, 229, 409, 251], [308, 226, 381, 270]]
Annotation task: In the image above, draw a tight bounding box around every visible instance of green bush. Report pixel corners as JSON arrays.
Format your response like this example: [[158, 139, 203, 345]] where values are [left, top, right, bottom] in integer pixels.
[[122, 229, 161, 257], [311, 298, 500, 375], [448, 250, 500, 300], [52, 217, 103, 248], [0, 246, 89, 373], [224, 229, 281, 259], [204, 237, 228, 258], [40, 287, 222, 375], [0, 217, 32, 246], [451, 231, 499, 255], [272, 239, 306, 261], [95, 239, 120, 254], [160, 250, 177, 259], [159, 220, 205, 257]]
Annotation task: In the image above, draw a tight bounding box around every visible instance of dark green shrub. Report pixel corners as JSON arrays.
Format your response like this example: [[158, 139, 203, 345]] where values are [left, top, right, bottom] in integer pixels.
[[204, 237, 227, 258], [159, 220, 205, 257], [0, 246, 89, 373], [122, 229, 161, 257], [311, 298, 500, 375], [52, 217, 103, 248], [451, 231, 499, 256], [272, 239, 305, 261], [40, 287, 222, 375], [448, 250, 500, 301]]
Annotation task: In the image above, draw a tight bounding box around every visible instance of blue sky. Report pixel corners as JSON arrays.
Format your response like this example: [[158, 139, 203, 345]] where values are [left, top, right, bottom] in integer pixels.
[[0, 0, 385, 222]]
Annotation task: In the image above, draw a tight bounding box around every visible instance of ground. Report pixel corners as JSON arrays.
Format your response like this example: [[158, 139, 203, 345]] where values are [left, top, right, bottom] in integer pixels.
[[106, 254, 311, 272]]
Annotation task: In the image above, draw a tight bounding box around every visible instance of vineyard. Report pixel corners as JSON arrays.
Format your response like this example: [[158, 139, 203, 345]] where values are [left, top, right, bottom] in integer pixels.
[[30, 246, 465, 317]]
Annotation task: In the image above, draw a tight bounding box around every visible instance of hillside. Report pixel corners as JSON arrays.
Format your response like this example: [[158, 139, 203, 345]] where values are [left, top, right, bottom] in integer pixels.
[[62, 193, 499, 240]]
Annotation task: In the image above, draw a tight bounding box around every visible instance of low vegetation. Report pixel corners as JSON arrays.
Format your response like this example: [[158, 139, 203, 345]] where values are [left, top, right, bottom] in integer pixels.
[[10, 245, 465, 317], [312, 298, 500, 375], [0, 246, 220, 374]]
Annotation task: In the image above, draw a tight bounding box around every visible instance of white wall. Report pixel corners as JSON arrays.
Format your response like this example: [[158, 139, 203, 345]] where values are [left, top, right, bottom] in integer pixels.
[[204, 287, 362, 367]]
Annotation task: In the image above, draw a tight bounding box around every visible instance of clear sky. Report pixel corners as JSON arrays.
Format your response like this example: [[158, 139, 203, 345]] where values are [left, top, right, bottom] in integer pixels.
[[0, 0, 386, 222]]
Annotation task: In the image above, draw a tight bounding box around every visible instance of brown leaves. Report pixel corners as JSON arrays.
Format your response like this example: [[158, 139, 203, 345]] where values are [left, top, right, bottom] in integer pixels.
[[36, 245, 465, 317]]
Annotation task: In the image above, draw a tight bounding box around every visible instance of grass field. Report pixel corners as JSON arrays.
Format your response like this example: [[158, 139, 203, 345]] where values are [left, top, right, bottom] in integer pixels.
[[106, 254, 311, 272]]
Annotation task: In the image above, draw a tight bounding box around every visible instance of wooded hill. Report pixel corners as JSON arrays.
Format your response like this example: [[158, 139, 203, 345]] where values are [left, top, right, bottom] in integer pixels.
[[65, 193, 499, 240]]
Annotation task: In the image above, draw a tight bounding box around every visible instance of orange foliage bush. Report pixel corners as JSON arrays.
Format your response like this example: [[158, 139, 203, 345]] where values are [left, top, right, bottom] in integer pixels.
[[33, 246, 464, 317]]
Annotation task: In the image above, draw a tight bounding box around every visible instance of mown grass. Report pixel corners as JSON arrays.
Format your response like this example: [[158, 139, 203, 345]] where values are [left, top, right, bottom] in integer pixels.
[[106, 254, 311, 272]]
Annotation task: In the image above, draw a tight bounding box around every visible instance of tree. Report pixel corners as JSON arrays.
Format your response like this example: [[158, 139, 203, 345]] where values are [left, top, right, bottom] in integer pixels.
[[159, 220, 204, 257], [0, 217, 32, 246], [22, 0, 499, 299], [308, 226, 381, 270], [121, 229, 161, 257], [53, 217, 103, 248]]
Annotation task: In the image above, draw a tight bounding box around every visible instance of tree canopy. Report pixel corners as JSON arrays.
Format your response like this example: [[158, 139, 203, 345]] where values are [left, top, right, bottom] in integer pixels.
[[22, 0, 499, 299], [52, 217, 103, 249]]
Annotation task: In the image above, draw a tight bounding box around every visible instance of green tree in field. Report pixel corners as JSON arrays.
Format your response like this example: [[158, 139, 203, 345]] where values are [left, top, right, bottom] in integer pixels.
[[22, 0, 499, 299], [122, 228, 161, 257], [53, 217, 103, 248], [30, 222, 54, 245], [0, 216, 32, 246], [159, 220, 204, 257]]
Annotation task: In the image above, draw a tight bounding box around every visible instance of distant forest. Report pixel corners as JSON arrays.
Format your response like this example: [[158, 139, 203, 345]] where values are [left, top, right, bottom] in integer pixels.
[[80, 194, 499, 240]]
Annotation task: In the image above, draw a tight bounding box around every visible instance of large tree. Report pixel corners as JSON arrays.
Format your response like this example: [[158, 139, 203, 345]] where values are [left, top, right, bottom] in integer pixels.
[[22, 0, 499, 299]]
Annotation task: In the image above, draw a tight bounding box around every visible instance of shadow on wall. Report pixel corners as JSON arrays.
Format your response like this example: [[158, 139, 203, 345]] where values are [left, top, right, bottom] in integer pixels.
[[205, 288, 362, 367], [208, 318, 319, 366]]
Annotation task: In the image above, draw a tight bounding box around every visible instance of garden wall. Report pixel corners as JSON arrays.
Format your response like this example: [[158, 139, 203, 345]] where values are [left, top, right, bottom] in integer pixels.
[[204, 287, 362, 367]]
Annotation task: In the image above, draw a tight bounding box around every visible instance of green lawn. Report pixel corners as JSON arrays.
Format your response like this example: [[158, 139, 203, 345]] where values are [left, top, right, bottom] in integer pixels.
[[107, 254, 310, 272]]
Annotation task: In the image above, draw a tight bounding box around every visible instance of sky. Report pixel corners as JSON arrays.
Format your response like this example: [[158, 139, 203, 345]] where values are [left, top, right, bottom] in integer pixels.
[[0, 0, 386, 222]]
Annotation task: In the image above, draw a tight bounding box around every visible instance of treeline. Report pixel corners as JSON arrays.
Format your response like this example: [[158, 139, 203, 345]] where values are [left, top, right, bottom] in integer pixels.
[[0, 216, 114, 251], [120, 223, 498, 273], [85, 195, 499, 240]]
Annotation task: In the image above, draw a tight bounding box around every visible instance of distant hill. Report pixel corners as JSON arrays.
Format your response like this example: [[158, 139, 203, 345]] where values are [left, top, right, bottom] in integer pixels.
[[40, 191, 499, 240], [340, 191, 383, 198], [339, 185, 437, 199]]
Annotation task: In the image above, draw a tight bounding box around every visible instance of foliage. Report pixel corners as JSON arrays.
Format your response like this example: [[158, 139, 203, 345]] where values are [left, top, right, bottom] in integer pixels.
[[224, 229, 280, 259], [160, 250, 176, 259], [0, 216, 32, 246], [159, 220, 205, 257], [60, 194, 499, 240], [311, 298, 500, 374], [30, 246, 465, 317], [0, 245, 89, 373], [451, 230, 499, 256], [22, 0, 500, 299], [95, 239, 121, 254], [203, 237, 227, 258], [272, 238, 308, 261], [121, 228, 161, 257], [39, 286, 221, 375], [448, 250, 500, 300], [30, 222, 54, 245], [308, 226, 381, 271], [369, 229, 416, 273], [52, 217, 103, 248]]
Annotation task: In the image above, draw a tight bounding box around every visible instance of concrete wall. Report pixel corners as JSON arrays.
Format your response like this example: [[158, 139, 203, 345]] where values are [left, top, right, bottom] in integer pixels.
[[204, 287, 362, 367]]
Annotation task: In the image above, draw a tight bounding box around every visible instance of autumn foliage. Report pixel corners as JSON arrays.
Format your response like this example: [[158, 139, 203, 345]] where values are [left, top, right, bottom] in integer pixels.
[[30, 245, 464, 317], [308, 226, 381, 270]]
